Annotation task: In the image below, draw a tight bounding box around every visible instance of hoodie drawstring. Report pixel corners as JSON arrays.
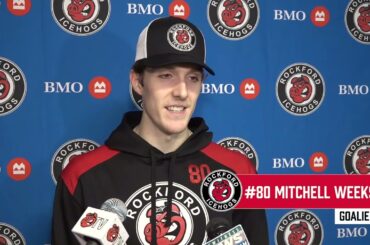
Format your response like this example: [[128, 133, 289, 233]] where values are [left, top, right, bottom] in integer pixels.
[[150, 152, 177, 244], [150, 152, 157, 245], [165, 154, 176, 227]]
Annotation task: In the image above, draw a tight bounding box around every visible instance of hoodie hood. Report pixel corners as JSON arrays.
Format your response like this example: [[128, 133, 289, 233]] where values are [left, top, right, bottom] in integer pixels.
[[105, 111, 213, 158]]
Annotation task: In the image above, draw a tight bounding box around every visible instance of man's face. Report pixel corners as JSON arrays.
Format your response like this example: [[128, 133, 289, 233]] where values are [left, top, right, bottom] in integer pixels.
[[132, 64, 203, 136]]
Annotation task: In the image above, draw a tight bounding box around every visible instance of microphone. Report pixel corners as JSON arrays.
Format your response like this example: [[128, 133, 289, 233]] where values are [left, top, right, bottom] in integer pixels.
[[206, 217, 231, 240], [72, 198, 129, 245], [204, 218, 250, 245]]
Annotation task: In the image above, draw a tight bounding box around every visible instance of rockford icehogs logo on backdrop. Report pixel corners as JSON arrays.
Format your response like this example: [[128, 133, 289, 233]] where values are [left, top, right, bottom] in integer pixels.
[[125, 182, 209, 245], [344, 135, 370, 174], [276, 63, 325, 116], [275, 210, 324, 245], [51, 0, 110, 36], [167, 24, 196, 51], [0, 223, 26, 245], [217, 137, 259, 170], [207, 0, 259, 40], [345, 0, 370, 44], [201, 169, 242, 211], [51, 138, 99, 183], [0, 57, 27, 116]]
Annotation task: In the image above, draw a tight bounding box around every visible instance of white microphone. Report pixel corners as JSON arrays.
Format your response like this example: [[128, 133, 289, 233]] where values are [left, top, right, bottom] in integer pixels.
[[72, 198, 129, 245], [204, 218, 250, 245]]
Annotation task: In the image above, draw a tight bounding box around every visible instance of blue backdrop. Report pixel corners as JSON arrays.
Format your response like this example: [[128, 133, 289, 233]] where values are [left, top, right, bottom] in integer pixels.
[[0, 0, 369, 244]]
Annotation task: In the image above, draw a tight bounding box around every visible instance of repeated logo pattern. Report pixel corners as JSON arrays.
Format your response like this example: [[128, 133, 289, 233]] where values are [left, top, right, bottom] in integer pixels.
[[1, 0, 369, 244]]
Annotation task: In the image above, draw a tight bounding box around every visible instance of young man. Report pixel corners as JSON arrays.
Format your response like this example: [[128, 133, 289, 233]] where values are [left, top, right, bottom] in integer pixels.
[[52, 16, 269, 245]]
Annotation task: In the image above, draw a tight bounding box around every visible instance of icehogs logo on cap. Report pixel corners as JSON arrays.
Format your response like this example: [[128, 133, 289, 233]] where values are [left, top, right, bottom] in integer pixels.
[[344, 135, 370, 174], [167, 24, 196, 51], [51, 0, 110, 36], [51, 138, 99, 183], [0, 57, 27, 116], [201, 169, 242, 211], [275, 210, 323, 245], [276, 63, 325, 116], [125, 182, 209, 245], [207, 0, 259, 40], [217, 137, 259, 170], [0, 223, 26, 245], [345, 0, 370, 44]]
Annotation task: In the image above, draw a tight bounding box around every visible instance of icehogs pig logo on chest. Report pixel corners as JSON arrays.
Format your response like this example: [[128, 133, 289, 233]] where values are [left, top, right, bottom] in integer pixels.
[[125, 182, 209, 244], [144, 203, 186, 245]]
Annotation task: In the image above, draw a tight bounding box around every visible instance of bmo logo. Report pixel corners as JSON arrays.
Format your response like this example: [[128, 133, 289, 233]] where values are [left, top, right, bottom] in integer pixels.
[[273, 157, 305, 169], [274, 6, 330, 26], [339, 84, 369, 95], [274, 9, 306, 21], [337, 227, 368, 238], [127, 3, 164, 15], [201, 83, 235, 95], [44, 82, 83, 94]]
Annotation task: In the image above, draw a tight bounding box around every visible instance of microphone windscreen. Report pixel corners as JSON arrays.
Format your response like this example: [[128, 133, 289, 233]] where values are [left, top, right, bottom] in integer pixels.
[[101, 198, 128, 223], [206, 217, 232, 240]]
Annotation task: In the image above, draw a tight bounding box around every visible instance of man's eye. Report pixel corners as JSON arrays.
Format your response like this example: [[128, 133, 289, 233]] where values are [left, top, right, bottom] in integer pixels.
[[189, 75, 202, 82], [159, 73, 172, 79]]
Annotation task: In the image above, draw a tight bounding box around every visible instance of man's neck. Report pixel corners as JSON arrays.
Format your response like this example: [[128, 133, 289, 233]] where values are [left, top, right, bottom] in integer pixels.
[[133, 125, 192, 154]]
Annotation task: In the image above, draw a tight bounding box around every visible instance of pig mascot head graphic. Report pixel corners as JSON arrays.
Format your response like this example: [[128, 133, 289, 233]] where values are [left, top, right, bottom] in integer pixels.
[[0, 71, 10, 100], [221, 0, 246, 27], [357, 5, 370, 32], [288, 221, 311, 245], [289, 75, 312, 104], [212, 179, 232, 202], [144, 203, 186, 245], [80, 212, 97, 227], [356, 147, 370, 174], [67, 0, 95, 22]]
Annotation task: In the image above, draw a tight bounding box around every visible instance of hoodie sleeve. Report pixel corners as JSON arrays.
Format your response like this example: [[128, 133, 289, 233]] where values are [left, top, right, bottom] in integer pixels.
[[51, 178, 83, 245], [232, 209, 269, 245]]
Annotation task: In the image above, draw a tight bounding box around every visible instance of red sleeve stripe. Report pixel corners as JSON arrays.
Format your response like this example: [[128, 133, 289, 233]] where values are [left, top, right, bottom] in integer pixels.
[[61, 145, 120, 194], [201, 142, 257, 174]]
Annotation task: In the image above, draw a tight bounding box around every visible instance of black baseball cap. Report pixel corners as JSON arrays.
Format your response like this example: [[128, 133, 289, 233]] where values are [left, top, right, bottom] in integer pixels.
[[132, 16, 215, 75]]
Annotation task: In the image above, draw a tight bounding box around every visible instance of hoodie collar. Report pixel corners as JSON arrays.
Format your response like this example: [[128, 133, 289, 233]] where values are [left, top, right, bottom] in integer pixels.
[[105, 111, 212, 158]]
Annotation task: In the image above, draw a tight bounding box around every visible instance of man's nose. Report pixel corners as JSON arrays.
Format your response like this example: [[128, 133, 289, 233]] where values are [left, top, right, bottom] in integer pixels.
[[172, 78, 188, 99]]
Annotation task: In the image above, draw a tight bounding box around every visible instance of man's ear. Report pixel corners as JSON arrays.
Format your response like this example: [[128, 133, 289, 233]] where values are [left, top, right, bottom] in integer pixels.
[[130, 70, 143, 95]]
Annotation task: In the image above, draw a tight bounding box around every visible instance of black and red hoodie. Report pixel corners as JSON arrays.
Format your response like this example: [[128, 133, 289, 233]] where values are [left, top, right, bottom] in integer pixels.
[[52, 111, 269, 245]]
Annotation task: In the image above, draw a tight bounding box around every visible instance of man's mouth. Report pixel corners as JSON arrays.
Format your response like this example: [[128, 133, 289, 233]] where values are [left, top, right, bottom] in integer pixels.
[[166, 106, 186, 112]]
